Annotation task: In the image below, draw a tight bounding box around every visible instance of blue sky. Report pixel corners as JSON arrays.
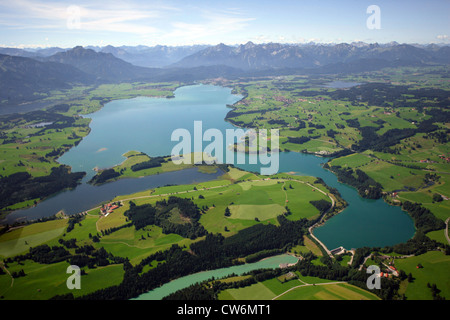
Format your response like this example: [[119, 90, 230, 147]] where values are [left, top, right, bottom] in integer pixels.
[[0, 0, 449, 48]]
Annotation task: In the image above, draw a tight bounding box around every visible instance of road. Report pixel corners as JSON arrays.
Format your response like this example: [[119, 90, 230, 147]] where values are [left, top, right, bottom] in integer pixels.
[[446, 217, 450, 245], [307, 186, 336, 259], [271, 280, 347, 300], [89, 176, 338, 257]]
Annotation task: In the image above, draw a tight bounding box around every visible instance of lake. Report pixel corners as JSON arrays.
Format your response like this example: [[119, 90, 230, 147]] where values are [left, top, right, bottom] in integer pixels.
[[58, 84, 242, 181], [3, 167, 224, 224], [5, 84, 415, 249], [3, 83, 416, 300]]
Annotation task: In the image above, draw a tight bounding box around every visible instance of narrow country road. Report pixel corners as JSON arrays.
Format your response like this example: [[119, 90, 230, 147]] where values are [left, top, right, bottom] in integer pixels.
[[445, 217, 450, 245], [271, 281, 347, 300]]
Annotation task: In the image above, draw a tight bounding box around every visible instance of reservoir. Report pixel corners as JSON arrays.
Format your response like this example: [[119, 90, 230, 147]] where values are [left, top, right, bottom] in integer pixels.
[[5, 84, 415, 249], [134, 254, 298, 300]]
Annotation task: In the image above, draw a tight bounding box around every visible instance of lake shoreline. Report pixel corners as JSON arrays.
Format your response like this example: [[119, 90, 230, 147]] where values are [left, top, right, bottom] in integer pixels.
[[4, 84, 415, 250]]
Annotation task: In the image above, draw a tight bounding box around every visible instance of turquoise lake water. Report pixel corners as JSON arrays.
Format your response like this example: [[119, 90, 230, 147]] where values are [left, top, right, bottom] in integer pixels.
[[7, 84, 415, 248], [134, 254, 299, 300], [3, 84, 416, 298]]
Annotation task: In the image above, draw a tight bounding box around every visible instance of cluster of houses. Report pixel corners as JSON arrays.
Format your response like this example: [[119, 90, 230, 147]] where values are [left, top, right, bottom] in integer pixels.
[[377, 265, 399, 279], [419, 155, 449, 164], [419, 159, 437, 163], [274, 95, 294, 104], [100, 202, 122, 217]]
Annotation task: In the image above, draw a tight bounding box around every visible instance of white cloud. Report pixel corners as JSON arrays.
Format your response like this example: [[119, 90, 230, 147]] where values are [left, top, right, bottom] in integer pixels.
[[0, 1, 255, 45], [163, 10, 255, 44], [0, 0, 166, 35], [436, 35, 449, 42]]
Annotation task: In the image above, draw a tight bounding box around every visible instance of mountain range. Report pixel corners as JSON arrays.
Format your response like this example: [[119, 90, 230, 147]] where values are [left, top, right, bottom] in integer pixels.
[[171, 41, 450, 70], [0, 42, 449, 107]]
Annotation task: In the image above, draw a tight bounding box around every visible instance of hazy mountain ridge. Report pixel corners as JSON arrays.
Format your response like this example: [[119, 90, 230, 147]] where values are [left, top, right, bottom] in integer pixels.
[[0, 42, 448, 107], [0, 53, 94, 105], [98, 45, 210, 68], [44, 46, 161, 82], [0, 46, 241, 106], [172, 42, 450, 69], [0, 45, 210, 68]]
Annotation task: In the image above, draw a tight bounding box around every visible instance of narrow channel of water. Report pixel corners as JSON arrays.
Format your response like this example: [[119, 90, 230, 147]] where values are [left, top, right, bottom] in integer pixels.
[[2, 167, 224, 224], [133, 254, 298, 300]]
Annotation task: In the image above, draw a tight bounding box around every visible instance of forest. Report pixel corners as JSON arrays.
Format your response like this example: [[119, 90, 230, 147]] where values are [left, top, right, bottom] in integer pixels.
[[89, 168, 120, 185], [52, 215, 308, 300], [130, 156, 168, 172], [329, 83, 450, 109], [0, 165, 85, 210], [324, 164, 383, 199], [401, 201, 446, 234], [124, 196, 207, 239]]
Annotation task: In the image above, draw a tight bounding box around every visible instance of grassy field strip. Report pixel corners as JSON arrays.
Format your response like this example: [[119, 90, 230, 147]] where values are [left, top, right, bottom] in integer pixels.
[[306, 183, 336, 258], [0, 262, 13, 290], [282, 181, 288, 204], [95, 177, 334, 226], [311, 138, 338, 146], [89, 183, 231, 232], [271, 281, 347, 300], [446, 217, 450, 245], [116, 183, 231, 203], [99, 239, 187, 250], [296, 277, 309, 285]]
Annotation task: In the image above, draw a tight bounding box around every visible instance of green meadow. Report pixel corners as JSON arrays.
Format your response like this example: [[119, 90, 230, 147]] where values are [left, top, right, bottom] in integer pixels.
[[0, 167, 338, 299], [218, 271, 380, 300], [395, 251, 450, 300]]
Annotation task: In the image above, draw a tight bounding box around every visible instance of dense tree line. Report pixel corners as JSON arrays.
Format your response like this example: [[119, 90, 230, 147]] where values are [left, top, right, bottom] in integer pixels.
[[284, 136, 311, 144], [426, 130, 449, 144], [308, 123, 325, 129], [0, 165, 85, 210], [330, 83, 449, 109], [7, 242, 126, 273], [309, 199, 332, 214], [400, 201, 445, 234], [189, 215, 306, 269], [124, 203, 156, 230], [68, 247, 111, 268], [163, 268, 285, 300], [291, 120, 307, 130], [61, 215, 308, 300], [244, 249, 283, 263], [164, 250, 400, 300], [354, 230, 448, 262], [11, 244, 71, 264], [325, 164, 382, 199], [101, 222, 133, 236], [53, 211, 446, 300], [386, 231, 443, 256], [89, 168, 120, 185], [130, 156, 167, 172], [351, 110, 446, 153], [345, 118, 360, 128], [295, 251, 399, 300], [428, 283, 446, 300], [58, 238, 78, 248], [225, 107, 281, 121], [124, 197, 206, 239], [267, 119, 288, 126], [66, 214, 84, 233]]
